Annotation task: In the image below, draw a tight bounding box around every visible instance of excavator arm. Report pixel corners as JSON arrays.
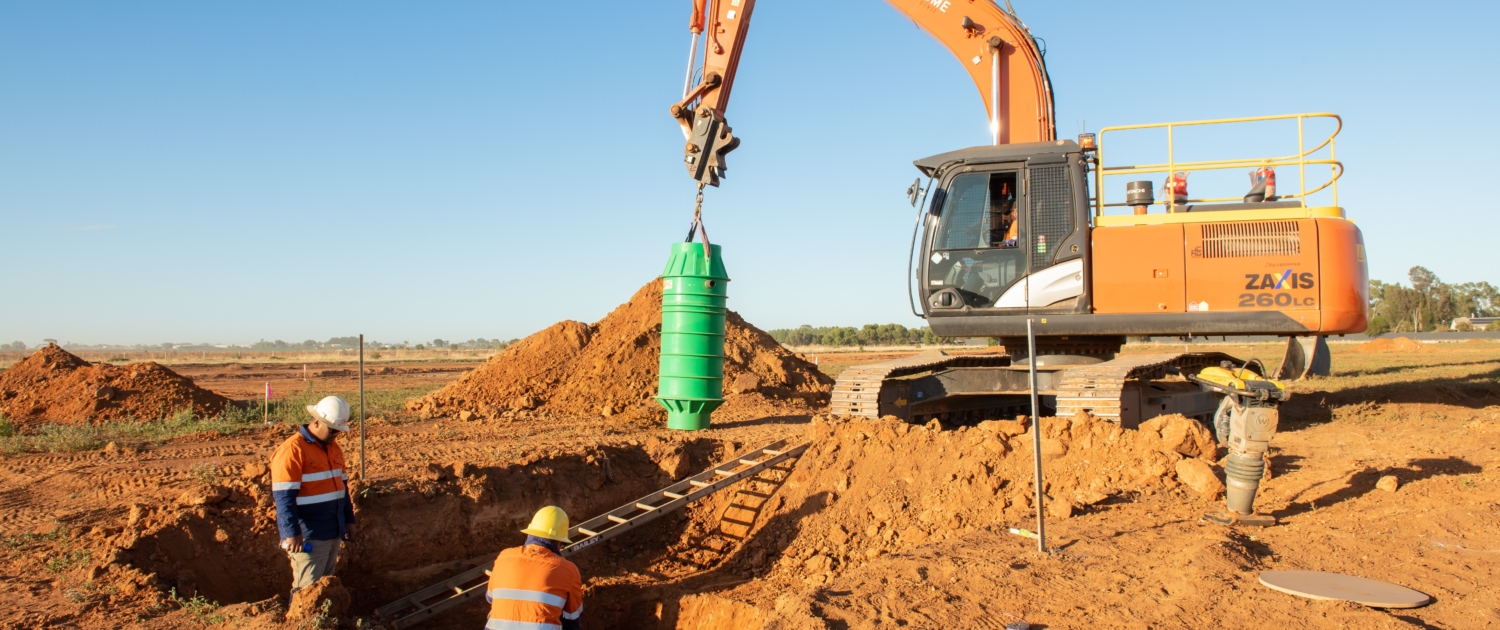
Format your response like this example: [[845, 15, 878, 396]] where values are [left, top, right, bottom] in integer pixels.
[[672, 0, 1056, 187]]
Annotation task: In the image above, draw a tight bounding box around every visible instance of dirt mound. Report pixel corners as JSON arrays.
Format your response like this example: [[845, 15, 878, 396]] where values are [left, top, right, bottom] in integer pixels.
[[709, 412, 1220, 594], [408, 280, 833, 422], [0, 344, 230, 424], [1353, 337, 1433, 353]]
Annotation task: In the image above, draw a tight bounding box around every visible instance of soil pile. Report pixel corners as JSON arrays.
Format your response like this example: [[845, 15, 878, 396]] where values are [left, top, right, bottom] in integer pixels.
[[710, 412, 1220, 597], [408, 280, 833, 422], [1353, 337, 1432, 353], [0, 344, 230, 424]]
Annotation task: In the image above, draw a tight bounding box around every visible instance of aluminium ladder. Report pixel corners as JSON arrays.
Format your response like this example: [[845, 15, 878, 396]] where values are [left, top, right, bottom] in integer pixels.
[[374, 438, 810, 629]]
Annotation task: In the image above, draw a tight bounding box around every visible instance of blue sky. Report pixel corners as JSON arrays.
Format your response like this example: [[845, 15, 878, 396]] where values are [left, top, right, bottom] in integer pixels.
[[2, 1, 1495, 346]]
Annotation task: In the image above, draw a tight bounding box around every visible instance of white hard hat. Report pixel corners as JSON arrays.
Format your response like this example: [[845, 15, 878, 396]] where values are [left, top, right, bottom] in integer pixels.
[[306, 396, 351, 432]]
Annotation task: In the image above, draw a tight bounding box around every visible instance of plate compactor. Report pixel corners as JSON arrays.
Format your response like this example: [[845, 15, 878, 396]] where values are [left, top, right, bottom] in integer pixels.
[[1190, 363, 1289, 527]]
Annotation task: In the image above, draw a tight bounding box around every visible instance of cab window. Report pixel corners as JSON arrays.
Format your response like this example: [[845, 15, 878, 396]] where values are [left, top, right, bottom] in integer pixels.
[[927, 171, 1025, 308], [934, 173, 1020, 250]]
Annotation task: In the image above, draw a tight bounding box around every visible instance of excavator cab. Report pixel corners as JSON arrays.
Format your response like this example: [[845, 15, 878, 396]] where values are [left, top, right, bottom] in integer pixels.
[[916, 140, 1092, 322]]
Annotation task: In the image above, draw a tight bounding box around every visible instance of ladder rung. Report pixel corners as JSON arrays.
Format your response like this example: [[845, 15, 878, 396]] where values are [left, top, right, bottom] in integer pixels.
[[484, 570, 492, 576], [636, 502, 658, 511], [764, 449, 785, 455], [739, 459, 762, 466], [715, 469, 735, 476], [663, 491, 685, 499], [577, 528, 599, 537], [453, 586, 463, 595], [608, 515, 629, 524], [689, 480, 710, 487]]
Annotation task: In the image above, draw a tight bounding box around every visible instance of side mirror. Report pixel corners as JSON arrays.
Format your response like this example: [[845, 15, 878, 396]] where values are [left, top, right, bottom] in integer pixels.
[[907, 178, 924, 207]]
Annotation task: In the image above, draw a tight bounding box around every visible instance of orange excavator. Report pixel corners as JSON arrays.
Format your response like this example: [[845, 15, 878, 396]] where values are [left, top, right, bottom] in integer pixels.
[[673, 0, 1367, 525]]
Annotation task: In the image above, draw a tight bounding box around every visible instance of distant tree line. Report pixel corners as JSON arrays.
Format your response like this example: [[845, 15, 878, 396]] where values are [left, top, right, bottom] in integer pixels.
[[1369, 266, 1498, 334], [412, 338, 518, 351], [0, 337, 524, 353], [767, 324, 953, 347], [247, 337, 519, 351]]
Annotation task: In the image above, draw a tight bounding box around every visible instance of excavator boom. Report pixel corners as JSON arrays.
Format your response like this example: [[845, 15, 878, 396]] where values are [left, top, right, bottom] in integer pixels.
[[673, 0, 1056, 187]]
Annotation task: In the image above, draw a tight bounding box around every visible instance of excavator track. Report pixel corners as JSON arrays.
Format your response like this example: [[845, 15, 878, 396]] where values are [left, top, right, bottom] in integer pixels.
[[830, 351, 1012, 418], [832, 349, 1247, 424], [1052, 352, 1241, 421]]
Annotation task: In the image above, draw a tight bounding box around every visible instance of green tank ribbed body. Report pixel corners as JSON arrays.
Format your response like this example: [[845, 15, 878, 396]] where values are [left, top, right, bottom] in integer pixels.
[[655, 242, 730, 430]]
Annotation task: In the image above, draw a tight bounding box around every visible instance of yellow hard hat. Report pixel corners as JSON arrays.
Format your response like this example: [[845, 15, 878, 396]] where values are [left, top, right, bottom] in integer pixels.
[[520, 506, 572, 543]]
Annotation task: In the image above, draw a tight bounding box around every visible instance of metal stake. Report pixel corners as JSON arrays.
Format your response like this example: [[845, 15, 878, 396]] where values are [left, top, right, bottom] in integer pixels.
[[359, 333, 366, 480], [1027, 319, 1046, 553]]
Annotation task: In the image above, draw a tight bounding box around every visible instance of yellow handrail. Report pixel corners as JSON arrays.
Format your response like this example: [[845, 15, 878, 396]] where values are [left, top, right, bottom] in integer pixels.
[[1093, 112, 1343, 216]]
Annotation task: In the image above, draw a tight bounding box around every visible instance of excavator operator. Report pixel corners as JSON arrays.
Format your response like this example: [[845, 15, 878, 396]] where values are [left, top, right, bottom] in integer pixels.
[[989, 181, 1018, 248]]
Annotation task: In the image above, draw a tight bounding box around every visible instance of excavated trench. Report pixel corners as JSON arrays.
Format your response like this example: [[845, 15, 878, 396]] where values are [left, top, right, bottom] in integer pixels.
[[118, 436, 790, 628], [118, 412, 1215, 628]]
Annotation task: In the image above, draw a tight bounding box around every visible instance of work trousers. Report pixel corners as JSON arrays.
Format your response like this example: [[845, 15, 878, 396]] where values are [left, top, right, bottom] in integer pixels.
[[289, 538, 341, 593]]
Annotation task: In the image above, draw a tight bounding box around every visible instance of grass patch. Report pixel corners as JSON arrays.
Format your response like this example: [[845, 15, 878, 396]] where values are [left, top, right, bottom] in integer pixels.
[[0, 385, 440, 457], [45, 549, 91, 573], [171, 588, 226, 626], [2, 525, 69, 558], [235, 385, 440, 427], [300, 598, 336, 630], [191, 461, 220, 486], [0, 409, 258, 456], [4, 524, 77, 572]]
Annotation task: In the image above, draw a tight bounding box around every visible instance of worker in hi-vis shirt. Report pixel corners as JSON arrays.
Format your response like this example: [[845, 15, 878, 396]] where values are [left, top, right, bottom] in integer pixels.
[[271, 395, 358, 593], [485, 506, 584, 630]]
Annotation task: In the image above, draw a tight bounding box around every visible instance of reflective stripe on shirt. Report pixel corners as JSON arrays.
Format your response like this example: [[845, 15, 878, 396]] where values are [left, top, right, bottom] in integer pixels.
[[294, 489, 347, 505], [560, 603, 583, 620], [272, 482, 301, 491], [302, 468, 344, 482], [484, 619, 560, 630], [488, 588, 566, 609]]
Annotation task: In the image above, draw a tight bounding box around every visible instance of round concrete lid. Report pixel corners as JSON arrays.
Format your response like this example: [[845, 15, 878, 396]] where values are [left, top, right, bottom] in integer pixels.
[[1259, 570, 1431, 608]]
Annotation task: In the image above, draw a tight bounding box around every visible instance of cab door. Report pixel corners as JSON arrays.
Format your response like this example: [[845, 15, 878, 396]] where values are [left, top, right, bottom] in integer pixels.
[[923, 169, 1028, 312]]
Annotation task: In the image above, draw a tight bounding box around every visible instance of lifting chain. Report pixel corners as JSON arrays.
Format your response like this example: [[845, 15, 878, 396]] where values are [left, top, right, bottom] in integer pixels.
[[684, 183, 712, 258]]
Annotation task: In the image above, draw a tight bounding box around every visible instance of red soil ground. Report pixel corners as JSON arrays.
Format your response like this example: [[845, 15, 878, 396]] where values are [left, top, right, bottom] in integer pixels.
[[1, 341, 1497, 629]]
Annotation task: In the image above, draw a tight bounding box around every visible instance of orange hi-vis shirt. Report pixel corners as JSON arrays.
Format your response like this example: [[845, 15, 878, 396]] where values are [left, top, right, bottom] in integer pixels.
[[486, 544, 583, 630], [270, 426, 355, 541]]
